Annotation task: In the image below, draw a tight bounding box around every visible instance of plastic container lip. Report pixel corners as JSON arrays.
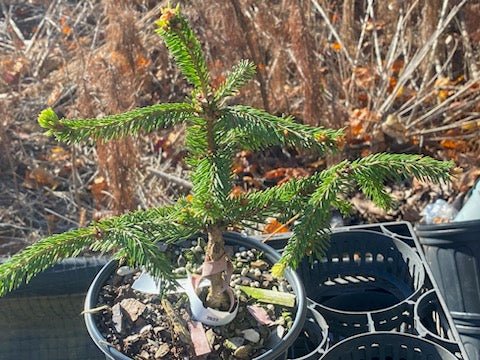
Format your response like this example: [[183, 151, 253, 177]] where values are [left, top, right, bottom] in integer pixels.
[[455, 324, 480, 334], [321, 331, 458, 360], [287, 305, 329, 360], [379, 224, 415, 242], [309, 230, 424, 316], [451, 311, 480, 321], [414, 289, 458, 346], [416, 219, 480, 233], [85, 233, 308, 360]]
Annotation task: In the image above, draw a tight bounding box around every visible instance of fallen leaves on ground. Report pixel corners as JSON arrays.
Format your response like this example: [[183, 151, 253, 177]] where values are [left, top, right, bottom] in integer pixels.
[[264, 219, 289, 234], [23, 167, 59, 190]]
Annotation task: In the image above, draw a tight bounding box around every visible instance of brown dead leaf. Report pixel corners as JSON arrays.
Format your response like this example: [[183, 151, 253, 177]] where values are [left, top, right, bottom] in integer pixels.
[[264, 167, 309, 185], [264, 168, 287, 180], [391, 59, 404, 73], [153, 130, 182, 158], [264, 219, 289, 234], [353, 67, 375, 89], [440, 139, 468, 151], [347, 108, 379, 143], [330, 42, 342, 52], [24, 167, 59, 190], [211, 74, 226, 90], [48, 146, 70, 162], [461, 120, 480, 132], [135, 54, 150, 70], [90, 176, 108, 208], [229, 185, 246, 198], [59, 16, 73, 36], [434, 77, 454, 102], [1, 56, 29, 85]]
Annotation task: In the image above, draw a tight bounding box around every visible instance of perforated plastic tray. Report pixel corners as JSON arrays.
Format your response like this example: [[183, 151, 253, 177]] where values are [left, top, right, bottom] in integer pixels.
[[257, 221, 469, 359]]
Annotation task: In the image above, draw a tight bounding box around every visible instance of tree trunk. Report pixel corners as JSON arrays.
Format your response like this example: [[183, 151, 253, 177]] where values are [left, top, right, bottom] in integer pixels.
[[204, 226, 230, 310]]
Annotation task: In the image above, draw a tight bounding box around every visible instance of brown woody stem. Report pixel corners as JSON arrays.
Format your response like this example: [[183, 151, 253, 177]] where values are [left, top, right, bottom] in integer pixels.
[[205, 226, 230, 310]]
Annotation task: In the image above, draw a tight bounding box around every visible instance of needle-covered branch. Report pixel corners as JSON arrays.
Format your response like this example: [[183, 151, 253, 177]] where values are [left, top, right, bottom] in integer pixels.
[[190, 154, 234, 221], [218, 105, 344, 153], [155, 5, 210, 93], [350, 153, 454, 184], [225, 154, 454, 275], [0, 205, 198, 296], [214, 60, 257, 103], [38, 104, 194, 143]]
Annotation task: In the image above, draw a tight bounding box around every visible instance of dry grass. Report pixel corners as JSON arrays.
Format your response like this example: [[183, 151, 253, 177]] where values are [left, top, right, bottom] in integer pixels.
[[0, 0, 478, 254]]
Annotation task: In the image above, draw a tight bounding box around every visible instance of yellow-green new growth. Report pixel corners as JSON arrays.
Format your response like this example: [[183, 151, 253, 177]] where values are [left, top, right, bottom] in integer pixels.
[[38, 107, 60, 131]]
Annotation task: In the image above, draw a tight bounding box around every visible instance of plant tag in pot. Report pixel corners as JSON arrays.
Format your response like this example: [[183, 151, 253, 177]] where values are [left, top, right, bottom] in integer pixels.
[[184, 274, 238, 326], [132, 271, 208, 294]]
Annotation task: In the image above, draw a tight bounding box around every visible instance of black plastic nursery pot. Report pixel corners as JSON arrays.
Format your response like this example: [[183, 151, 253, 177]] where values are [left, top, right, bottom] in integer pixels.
[[416, 219, 480, 314], [454, 324, 480, 360], [0, 257, 108, 360], [320, 332, 458, 360], [287, 304, 329, 360], [449, 311, 480, 360], [84, 232, 307, 360], [414, 290, 459, 354], [297, 230, 425, 341]]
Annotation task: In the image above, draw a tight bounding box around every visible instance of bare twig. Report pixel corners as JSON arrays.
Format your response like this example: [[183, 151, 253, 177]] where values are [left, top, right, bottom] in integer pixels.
[[310, 0, 354, 67], [148, 167, 193, 190], [44, 208, 80, 227]]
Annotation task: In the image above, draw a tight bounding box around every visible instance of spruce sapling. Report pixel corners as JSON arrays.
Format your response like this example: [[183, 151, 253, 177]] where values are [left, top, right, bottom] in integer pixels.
[[0, 5, 454, 313]]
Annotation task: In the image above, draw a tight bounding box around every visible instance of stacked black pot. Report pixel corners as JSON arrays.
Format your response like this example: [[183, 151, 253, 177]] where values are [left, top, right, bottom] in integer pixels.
[[417, 219, 480, 360]]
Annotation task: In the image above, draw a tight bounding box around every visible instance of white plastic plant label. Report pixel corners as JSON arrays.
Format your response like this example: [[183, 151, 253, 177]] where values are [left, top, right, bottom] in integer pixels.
[[132, 271, 164, 294], [184, 275, 238, 326], [132, 272, 237, 326], [132, 272, 204, 294]]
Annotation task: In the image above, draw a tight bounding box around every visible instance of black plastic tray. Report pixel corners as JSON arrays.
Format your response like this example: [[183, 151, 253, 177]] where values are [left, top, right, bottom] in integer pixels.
[[0, 257, 108, 360], [256, 221, 469, 360]]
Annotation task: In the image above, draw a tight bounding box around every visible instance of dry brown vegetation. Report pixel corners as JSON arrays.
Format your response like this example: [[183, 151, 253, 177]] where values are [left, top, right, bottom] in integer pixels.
[[1, 0, 479, 255]]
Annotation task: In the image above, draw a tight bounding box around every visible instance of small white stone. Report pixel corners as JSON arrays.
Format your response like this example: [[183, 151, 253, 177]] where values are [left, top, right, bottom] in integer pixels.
[[276, 325, 285, 339], [140, 324, 153, 335], [242, 329, 260, 343], [116, 266, 134, 276]]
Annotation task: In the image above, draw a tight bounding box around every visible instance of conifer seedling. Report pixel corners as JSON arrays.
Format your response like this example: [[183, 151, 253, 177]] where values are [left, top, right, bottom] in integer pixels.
[[0, 5, 453, 315]]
